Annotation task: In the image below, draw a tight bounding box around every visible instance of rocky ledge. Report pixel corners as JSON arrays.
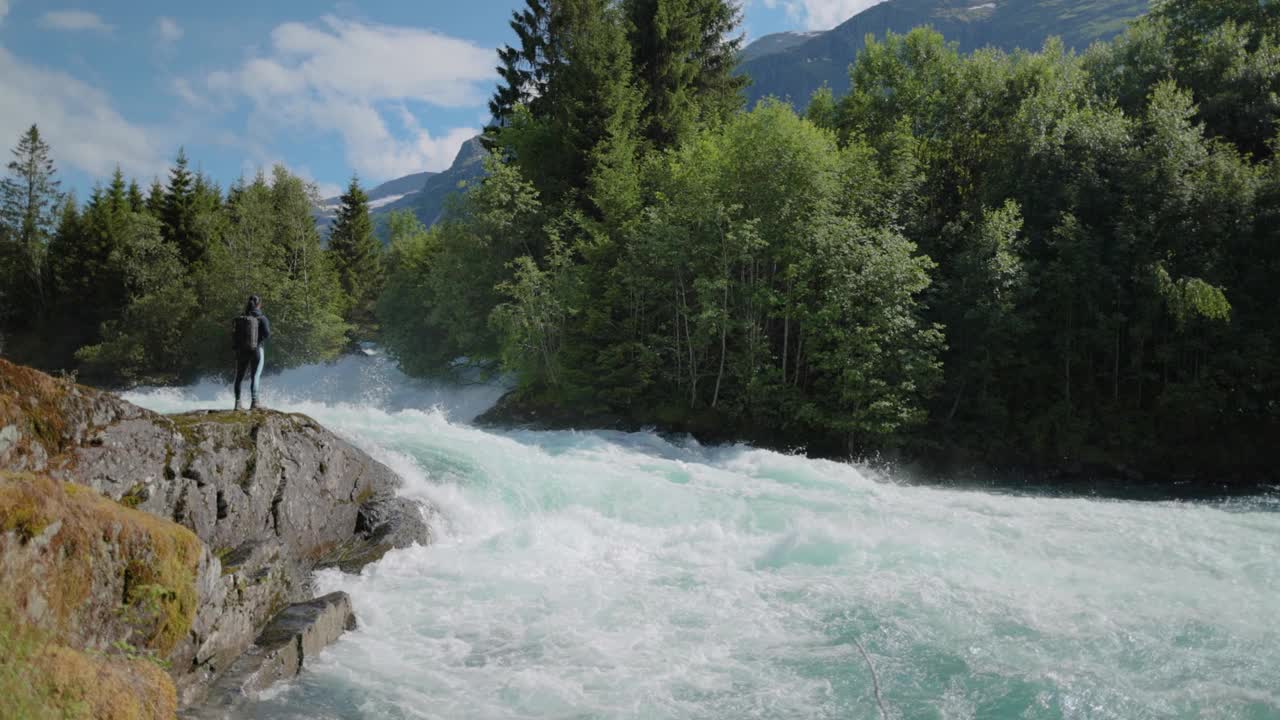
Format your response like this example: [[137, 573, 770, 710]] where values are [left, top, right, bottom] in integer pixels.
[[0, 358, 431, 715]]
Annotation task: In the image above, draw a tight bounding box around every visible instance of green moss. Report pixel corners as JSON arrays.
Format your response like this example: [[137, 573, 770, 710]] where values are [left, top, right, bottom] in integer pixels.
[[119, 484, 147, 509], [173, 410, 259, 429], [1, 496, 51, 542], [1, 472, 202, 658], [0, 602, 177, 720], [118, 526, 200, 656], [0, 359, 75, 462], [214, 546, 239, 575], [168, 415, 204, 445]]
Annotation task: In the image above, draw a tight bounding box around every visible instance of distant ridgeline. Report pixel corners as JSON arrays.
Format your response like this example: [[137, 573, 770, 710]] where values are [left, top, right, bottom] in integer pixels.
[[313, 137, 487, 241], [739, 0, 1151, 109]]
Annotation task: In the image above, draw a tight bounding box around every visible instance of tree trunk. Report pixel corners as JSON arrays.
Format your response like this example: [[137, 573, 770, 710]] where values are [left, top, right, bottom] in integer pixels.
[[947, 377, 967, 423], [1114, 326, 1120, 404]]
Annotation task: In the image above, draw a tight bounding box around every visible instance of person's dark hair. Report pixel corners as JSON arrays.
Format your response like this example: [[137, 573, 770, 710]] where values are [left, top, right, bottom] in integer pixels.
[[245, 295, 261, 314]]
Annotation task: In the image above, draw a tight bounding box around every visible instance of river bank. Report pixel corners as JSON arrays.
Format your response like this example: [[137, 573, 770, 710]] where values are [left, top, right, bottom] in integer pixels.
[[475, 389, 1279, 501]]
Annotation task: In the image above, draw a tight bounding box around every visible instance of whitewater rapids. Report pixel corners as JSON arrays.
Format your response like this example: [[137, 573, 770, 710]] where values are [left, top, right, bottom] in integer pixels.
[[124, 353, 1280, 720]]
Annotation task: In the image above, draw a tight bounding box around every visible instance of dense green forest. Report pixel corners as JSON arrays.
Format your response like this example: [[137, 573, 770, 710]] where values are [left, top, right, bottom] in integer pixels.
[[2, 0, 1277, 479], [378, 0, 1280, 477], [0, 137, 374, 384]]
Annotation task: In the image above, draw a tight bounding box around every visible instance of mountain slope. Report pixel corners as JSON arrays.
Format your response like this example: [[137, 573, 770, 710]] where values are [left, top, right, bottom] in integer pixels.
[[313, 138, 487, 242], [739, 0, 1149, 109], [314, 171, 438, 236], [740, 30, 823, 63], [379, 136, 487, 230]]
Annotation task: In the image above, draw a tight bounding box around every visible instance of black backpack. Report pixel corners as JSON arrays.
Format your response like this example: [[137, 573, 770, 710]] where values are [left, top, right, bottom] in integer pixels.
[[232, 315, 259, 351]]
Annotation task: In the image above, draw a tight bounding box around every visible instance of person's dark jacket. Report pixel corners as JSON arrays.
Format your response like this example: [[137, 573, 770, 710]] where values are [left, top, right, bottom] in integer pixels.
[[249, 308, 272, 347]]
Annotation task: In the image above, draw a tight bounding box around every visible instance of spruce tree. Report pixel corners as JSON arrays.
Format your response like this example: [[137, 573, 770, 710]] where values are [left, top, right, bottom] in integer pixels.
[[145, 179, 165, 218], [105, 167, 129, 216], [46, 195, 81, 303], [76, 186, 126, 330], [127, 180, 146, 213], [163, 148, 201, 263], [327, 175, 383, 340], [623, 0, 746, 149], [0, 124, 62, 327], [486, 0, 561, 149], [44, 194, 88, 362]]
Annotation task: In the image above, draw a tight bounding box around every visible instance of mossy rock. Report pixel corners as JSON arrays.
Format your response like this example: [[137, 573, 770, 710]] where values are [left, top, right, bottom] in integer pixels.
[[0, 602, 177, 720], [0, 472, 203, 658], [0, 359, 75, 467]]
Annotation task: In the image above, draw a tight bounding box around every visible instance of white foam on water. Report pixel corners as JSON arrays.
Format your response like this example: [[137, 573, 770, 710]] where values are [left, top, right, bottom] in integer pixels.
[[124, 361, 1280, 720]]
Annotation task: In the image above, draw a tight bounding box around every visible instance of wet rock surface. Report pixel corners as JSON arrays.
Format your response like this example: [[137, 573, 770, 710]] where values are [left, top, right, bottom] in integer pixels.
[[188, 592, 357, 719], [0, 359, 431, 711]]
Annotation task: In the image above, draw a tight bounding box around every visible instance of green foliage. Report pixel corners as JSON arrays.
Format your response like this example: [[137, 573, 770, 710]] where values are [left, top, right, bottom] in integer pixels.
[[1089, 0, 1280, 158], [1152, 265, 1232, 330], [1, 129, 350, 385], [0, 124, 62, 328], [74, 212, 196, 384], [162, 148, 202, 264], [491, 241, 575, 385], [377, 211, 450, 376], [327, 176, 384, 342], [624, 0, 746, 148], [384, 0, 1280, 475], [487, 0, 558, 136], [378, 159, 544, 378], [194, 167, 348, 371]]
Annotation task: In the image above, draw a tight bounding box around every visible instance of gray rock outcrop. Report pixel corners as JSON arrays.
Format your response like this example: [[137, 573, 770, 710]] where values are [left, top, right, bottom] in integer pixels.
[[0, 359, 431, 711], [189, 592, 358, 719]]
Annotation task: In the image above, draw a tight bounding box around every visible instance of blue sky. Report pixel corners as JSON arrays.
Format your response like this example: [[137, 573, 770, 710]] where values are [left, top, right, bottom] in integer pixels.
[[0, 0, 883, 199]]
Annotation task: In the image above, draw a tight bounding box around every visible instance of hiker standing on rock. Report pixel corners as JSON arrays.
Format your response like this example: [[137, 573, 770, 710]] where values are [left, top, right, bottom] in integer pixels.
[[232, 295, 272, 411]]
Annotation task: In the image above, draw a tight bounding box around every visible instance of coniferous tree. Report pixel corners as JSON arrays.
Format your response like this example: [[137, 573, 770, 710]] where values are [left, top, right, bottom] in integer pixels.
[[72, 178, 133, 344], [105, 167, 129, 215], [127, 180, 146, 213], [74, 209, 196, 384], [163, 148, 202, 263], [145, 179, 165, 218], [327, 176, 383, 340], [46, 195, 81, 302], [623, 0, 747, 148], [496, 0, 643, 214], [42, 195, 87, 363], [486, 0, 560, 148], [0, 125, 62, 328]]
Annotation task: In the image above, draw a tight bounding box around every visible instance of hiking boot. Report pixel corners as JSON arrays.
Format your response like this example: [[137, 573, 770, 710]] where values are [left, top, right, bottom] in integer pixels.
[[250, 398, 260, 411]]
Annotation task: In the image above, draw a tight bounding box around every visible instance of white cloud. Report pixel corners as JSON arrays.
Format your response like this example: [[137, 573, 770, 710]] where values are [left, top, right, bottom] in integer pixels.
[[314, 181, 343, 199], [157, 17, 183, 45], [0, 46, 168, 179], [782, 0, 888, 31], [38, 10, 114, 33], [171, 78, 199, 106], [282, 164, 341, 200], [203, 15, 493, 180], [0, 1, 10, 27]]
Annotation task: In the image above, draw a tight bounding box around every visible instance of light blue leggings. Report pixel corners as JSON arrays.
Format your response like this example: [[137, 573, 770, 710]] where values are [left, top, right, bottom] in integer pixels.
[[253, 346, 264, 397]]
